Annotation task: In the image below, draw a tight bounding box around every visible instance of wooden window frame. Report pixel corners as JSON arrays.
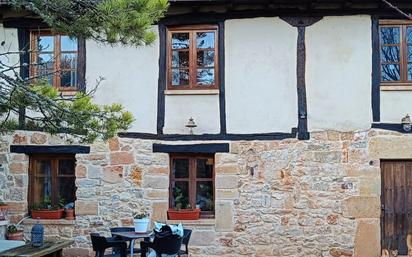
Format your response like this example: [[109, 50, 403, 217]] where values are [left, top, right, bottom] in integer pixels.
[[167, 25, 219, 90], [379, 20, 412, 90], [28, 154, 76, 210], [169, 154, 215, 218], [30, 30, 79, 92]]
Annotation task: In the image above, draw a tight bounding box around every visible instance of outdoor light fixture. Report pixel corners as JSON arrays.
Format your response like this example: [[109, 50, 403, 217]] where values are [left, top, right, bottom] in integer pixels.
[[402, 114, 412, 132], [185, 117, 197, 134]]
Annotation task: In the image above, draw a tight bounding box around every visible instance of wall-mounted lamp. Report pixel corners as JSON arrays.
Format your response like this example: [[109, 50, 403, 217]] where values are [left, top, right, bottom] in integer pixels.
[[402, 114, 411, 132], [185, 117, 197, 135]]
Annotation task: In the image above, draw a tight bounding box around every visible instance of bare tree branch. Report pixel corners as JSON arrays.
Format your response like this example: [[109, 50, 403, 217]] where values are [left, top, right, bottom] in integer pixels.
[[382, 0, 412, 20]]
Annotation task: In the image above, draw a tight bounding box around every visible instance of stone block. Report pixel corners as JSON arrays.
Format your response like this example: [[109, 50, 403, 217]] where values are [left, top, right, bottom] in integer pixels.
[[8, 201, 28, 213], [359, 177, 380, 196], [143, 175, 169, 189], [102, 166, 123, 183], [87, 166, 102, 179], [108, 138, 120, 152], [145, 189, 168, 200], [9, 162, 26, 174], [148, 166, 169, 175], [12, 134, 27, 144], [215, 175, 239, 189], [216, 189, 239, 200], [190, 230, 216, 246], [215, 201, 233, 232], [370, 136, 412, 159], [215, 164, 239, 174], [75, 165, 87, 178], [151, 201, 168, 222], [110, 152, 134, 165], [63, 248, 91, 257], [30, 133, 47, 144], [343, 196, 380, 218], [354, 219, 380, 257], [76, 201, 98, 215]]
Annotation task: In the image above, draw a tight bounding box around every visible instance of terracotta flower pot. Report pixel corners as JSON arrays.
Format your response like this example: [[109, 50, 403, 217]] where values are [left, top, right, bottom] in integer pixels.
[[65, 209, 75, 220], [0, 204, 9, 221], [6, 230, 24, 241], [31, 209, 64, 219], [167, 208, 200, 220]]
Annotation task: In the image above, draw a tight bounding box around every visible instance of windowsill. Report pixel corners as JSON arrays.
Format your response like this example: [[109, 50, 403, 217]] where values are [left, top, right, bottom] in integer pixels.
[[165, 219, 215, 226], [381, 84, 412, 91], [22, 218, 75, 225], [164, 89, 219, 95], [60, 90, 79, 96]]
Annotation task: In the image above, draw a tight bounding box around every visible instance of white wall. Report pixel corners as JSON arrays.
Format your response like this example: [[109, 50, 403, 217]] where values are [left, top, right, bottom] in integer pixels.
[[0, 24, 19, 75], [381, 91, 412, 123], [164, 95, 220, 134], [88, 27, 159, 133], [306, 15, 372, 132], [225, 18, 298, 134]]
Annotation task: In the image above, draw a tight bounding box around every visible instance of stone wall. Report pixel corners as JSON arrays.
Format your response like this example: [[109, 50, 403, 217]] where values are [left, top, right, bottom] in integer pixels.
[[0, 129, 407, 257]]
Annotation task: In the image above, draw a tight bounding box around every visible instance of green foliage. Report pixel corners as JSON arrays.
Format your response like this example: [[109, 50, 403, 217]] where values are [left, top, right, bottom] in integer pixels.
[[133, 211, 149, 219], [31, 195, 67, 210], [0, 200, 6, 206], [172, 186, 190, 210], [12, 0, 169, 46], [7, 225, 18, 234]]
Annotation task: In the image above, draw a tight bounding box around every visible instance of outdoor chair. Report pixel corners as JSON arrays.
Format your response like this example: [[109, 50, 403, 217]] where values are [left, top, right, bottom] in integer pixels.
[[140, 227, 183, 257], [90, 233, 127, 257], [110, 227, 147, 254], [179, 229, 192, 256]]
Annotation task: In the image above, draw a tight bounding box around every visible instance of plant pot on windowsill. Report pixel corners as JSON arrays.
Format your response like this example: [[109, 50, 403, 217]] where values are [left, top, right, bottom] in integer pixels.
[[31, 209, 64, 220], [167, 208, 200, 220], [6, 225, 24, 241]]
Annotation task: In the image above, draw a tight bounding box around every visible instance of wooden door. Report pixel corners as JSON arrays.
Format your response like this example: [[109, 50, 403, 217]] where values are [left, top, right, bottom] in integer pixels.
[[381, 161, 412, 254]]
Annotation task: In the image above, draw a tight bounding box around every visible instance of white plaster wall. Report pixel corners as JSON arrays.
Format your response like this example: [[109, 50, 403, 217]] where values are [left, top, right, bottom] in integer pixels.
[[225, 18, 298, 134], [164, 95, 220, 134], [381, 91, 412, 123], [306, 15, 372, 132], [87, 27, 159, 133], [0, 24, 19, 75]]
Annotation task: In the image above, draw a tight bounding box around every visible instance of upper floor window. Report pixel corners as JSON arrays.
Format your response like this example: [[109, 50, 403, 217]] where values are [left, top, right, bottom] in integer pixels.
[[30, 31, 79, 91], [379, 20, 412, 89], [167, 25, 218, 90]]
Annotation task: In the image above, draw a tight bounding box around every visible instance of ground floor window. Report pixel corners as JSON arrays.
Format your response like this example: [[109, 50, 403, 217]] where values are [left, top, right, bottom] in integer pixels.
[[169, 154, 215, 218], [29, 155, 76, 209]]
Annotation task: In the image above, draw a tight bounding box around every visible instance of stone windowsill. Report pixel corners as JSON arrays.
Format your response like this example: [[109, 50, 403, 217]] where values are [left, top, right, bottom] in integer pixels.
[[22, 218, 75, 225], [165, 219, 215, 226], [164, 89, 219, 95], [0, 220, 8, 226]]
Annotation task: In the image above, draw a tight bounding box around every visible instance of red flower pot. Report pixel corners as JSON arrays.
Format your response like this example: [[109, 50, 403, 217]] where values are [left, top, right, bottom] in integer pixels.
[[167, 208, 200, 220], [6, 231, 24, 241], [31, 209, 64, 219], [0, 204, 9, 220], [65, 209, 75, 220]]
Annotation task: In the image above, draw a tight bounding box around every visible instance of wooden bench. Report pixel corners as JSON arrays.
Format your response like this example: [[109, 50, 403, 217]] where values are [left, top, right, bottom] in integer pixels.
[[0, 240, 73, 257]]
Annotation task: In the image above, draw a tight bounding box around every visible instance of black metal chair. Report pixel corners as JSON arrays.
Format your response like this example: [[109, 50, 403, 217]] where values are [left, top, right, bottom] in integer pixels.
[[110, 227, 145, 254], [179, 229, 192, 256], [90, 233, 127, 257], [140, 226, 183, 257]]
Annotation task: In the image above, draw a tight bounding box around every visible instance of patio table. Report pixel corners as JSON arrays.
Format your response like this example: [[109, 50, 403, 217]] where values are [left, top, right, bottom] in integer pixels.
[[111, 231, 152, 257], [0, 239, 73, 257]]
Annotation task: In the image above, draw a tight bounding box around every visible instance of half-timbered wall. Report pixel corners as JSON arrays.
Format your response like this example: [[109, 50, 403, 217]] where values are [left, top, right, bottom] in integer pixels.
[[381, 91, 412, 123]]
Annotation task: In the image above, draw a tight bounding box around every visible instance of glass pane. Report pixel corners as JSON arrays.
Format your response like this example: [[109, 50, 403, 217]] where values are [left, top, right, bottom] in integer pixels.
[[196, 181, 214, 211], [172, 69, 189, 86], [172, 51, 189, 68], [60, 70, 77, 88], [59, 159, 75, 175], [197, 50, 214, 67], [38, 70, 54, 85], [196, 158, 213, 178], [172, 33, 189, 49], [381, 64, 401, 81], [172, 159, 189, 178], [172, 181, 190, 209], [37, 36, 54, 51], [61, 36, 77, 51], [61, 53, 77, 70], [197, 68, 214, 86], [37, 53, 54, 69], [381, 46, 400, 62], [34, 176, 52, 205], [380, 27, 400, 44], [408, 64, 412, 81], [58, 177, 76, 205], [35, 160, 52, 176], [408, 46, 412, 62], [407, 27, 412, 43], [196, 32, 215, 49]]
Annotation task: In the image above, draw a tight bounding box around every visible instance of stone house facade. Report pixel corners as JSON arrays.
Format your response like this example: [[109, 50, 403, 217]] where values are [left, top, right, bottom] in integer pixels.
[[2, 1, 412, 257]]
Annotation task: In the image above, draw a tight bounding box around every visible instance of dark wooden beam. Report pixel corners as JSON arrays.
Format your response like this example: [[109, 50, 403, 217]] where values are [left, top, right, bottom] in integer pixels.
[[157, 24, 167, 135], [153, 143, 230, 153], [10, 145, 90, 154]]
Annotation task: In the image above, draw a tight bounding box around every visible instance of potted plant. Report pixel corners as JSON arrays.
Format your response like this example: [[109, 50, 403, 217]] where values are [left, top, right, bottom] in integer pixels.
[[6, 224, 24, 241], [0, 200, 9, 221], [133, 212, 150, 233], [31, 197, 65, 220], [64, 202, 75, 220], [167, 187, 200, 220]]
